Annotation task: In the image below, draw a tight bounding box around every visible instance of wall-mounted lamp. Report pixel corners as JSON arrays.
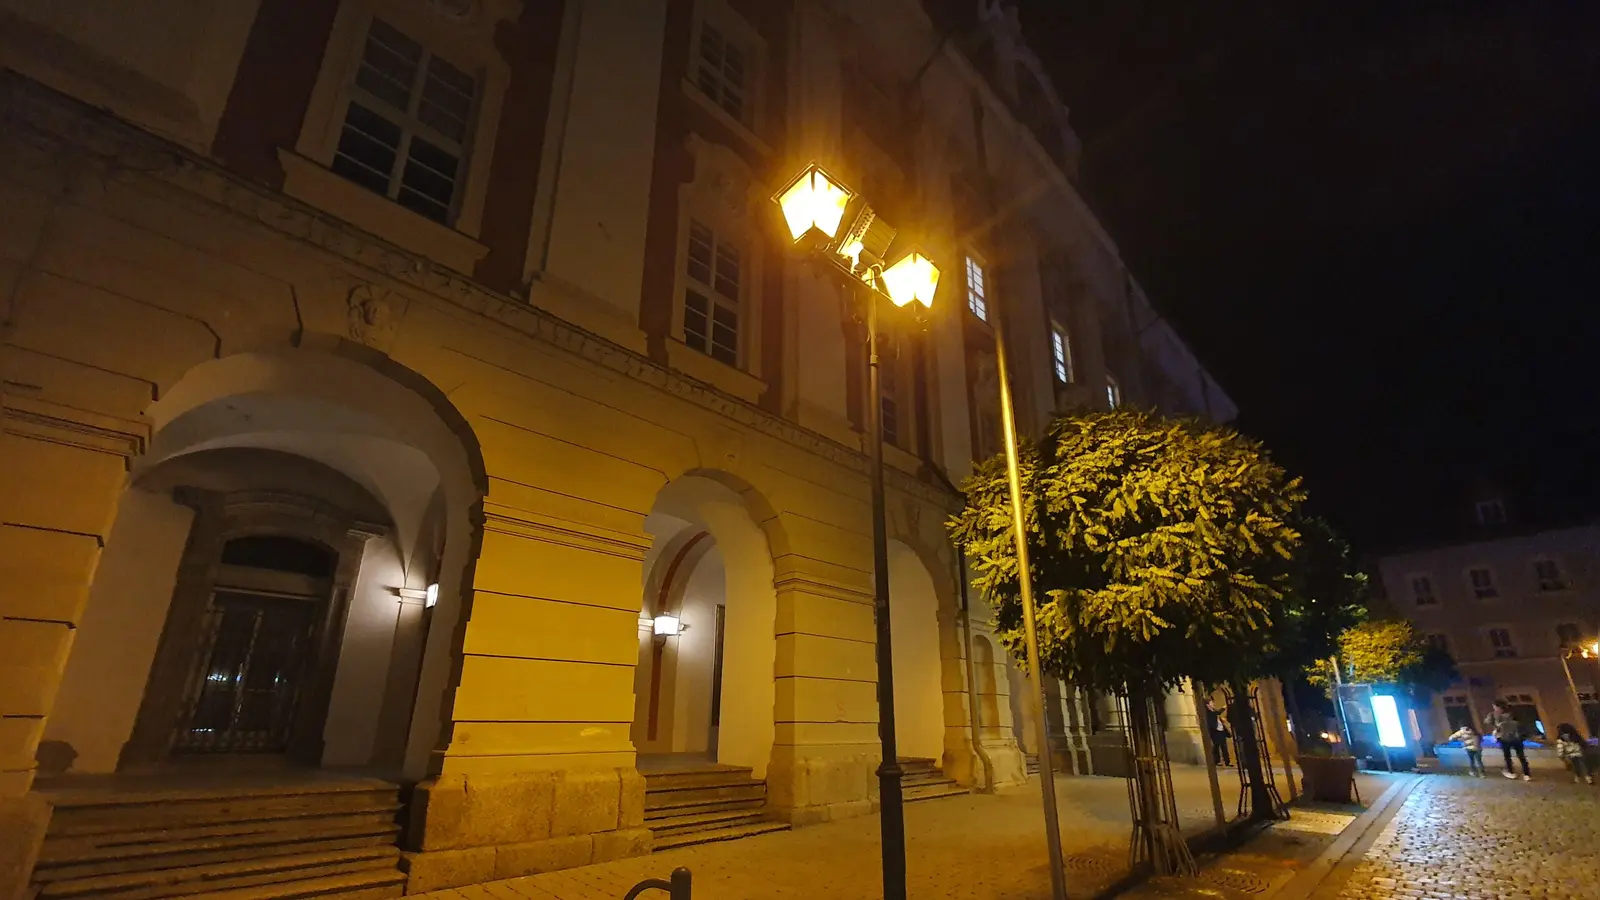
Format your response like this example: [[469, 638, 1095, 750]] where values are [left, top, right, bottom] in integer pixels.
[[652, 615, 684, 637], [425, 583, 439, 609], [394, 583, 443, 608]]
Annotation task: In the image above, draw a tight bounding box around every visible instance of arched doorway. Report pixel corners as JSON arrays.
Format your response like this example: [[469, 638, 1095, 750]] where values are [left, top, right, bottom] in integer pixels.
[[43, 343, 484, 778], [630, 474, 778, 776], [887, 541, 945, 763]]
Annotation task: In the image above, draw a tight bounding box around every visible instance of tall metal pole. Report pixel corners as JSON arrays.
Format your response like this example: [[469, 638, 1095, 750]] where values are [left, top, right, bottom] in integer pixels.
[[1559, 650, 1584, 735], [992, 295, 1069, 900], [862, 281, 907, 900]]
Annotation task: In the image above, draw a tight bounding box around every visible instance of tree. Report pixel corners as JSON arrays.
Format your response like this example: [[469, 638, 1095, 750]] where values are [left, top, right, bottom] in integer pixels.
[[949, 409, 1308, 868], [1309, 619, 1458, 702]]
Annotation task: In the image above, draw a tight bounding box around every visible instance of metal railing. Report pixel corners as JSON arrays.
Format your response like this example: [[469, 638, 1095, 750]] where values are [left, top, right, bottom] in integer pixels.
[[622, 868, 691, 900]]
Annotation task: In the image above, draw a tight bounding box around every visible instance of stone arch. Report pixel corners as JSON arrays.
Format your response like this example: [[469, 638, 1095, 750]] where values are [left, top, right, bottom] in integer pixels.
[[49, 337, 486, 778], [887, 540, 947, 763], [636, 471, 784, 777]]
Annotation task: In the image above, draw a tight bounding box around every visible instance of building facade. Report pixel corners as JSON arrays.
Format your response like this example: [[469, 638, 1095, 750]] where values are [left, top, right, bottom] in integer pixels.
[[0, 0, 1232, 894], [1381, 517, 1600, 742]]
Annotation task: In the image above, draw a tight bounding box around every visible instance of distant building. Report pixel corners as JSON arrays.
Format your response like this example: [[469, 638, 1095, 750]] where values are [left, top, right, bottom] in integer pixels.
[[1378, 495, 1600, 741]]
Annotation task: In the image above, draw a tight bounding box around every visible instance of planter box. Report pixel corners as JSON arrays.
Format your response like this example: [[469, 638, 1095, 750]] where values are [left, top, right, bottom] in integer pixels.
[[1298, 755, 1358, 804]]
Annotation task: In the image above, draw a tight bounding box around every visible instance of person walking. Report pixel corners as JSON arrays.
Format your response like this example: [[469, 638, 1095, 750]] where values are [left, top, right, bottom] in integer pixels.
[[1448, 724, 1485, 777], [1205, 699, 1232, 767], [1554, 723, 1592, 784], [1484, 700, 1531, 781]]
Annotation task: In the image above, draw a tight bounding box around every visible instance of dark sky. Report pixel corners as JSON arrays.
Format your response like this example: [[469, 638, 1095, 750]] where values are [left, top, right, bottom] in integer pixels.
[[1016, 0, 1600, 552]]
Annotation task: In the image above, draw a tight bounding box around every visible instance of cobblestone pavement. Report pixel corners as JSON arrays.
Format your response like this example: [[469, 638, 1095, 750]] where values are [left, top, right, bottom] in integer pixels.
[[417, 765, 1246, 900], [1334, 773, 1600, 900]]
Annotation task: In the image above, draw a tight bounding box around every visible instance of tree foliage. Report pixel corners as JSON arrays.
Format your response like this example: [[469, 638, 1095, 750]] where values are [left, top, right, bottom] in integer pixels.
[[1307, 619, 1457, 698], [948, 408, 1307, 693], [1264, 516, 1370, 678]]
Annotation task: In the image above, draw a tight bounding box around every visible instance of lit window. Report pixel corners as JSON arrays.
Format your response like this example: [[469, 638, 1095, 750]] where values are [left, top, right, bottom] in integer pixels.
[[1411, 575, 1437, 606], [965, 256, 987, 321], [695, 22, 747, 121], [1557, 623, 1583, 648], [1105, 375, 1122, 409], [1475, 499, 1506, 526], [1487, 628, 1517, 658], [683, 220, 741, 366], [1050, 322, 1073, 383], [1534, 559, 1567, 592], [332, 18, 477, 224], [1425, 633, 1451, 656], [1467, 567, 1498, 599]]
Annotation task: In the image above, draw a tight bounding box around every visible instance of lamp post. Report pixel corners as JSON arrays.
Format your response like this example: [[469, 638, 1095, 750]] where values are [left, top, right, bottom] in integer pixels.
[[1559, 640, 1600, 737], [774, 163, 1066, 900], [775, 164, 939, 900]]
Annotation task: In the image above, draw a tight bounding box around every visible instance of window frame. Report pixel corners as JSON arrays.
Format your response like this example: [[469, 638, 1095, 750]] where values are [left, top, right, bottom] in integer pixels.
[[964, 253, 990, 323], [1475, 499, 1506, 526], [1105, 374, 1122, 409], [1409, 573, 1438, 607], [1485, 626, 1518, 659], [680, 217, 745, 369], [1050, 319, 1074, 384], [1556, 623, 1584, 649], [1424, 632, 1451, 657], [682, 0, 769, 152], [1533, 558, 1568, 592], [1466, 566, 1499, 600]]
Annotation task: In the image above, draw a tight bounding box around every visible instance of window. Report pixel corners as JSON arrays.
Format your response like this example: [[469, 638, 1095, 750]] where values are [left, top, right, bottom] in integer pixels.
[[1534, 559, 1567, 592], [1442, 693, 1474, 731], [1501, 692, 1541, 737], [1105, 375, 1122, 409], [1411, 575, 1437, 606], [879, 338, 900, 448], [1556, 623, 1583, 648], [1050, 322, 1074, 383], [694, 22, 747, 122], [683, 219, 741, 366], [1467, 567, 1498, 599], [1424, 633, 1451, 656], [965, 256, 988, 321], [1487, 628, 1517, 658], [1475, 499, 1506, 526], [331, 18, 478, 224]]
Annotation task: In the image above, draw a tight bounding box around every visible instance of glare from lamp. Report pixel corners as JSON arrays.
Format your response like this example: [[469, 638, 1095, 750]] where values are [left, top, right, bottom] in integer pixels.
[[879, 251, 940, 308], [776, 165, 852, 243], [653, 615, 683, 637], [425, 583, 439, 609]]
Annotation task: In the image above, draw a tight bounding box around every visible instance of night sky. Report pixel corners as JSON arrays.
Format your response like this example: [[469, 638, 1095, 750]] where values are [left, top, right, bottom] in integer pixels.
[[1016, 0, 1600, 553]]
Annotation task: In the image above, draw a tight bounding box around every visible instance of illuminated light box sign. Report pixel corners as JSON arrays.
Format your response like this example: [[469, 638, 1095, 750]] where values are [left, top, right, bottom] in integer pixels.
[[1370, 694, 1407, 749]]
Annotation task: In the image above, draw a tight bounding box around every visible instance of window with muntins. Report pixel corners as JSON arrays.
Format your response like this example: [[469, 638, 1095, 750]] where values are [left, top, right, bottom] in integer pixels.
[[683, 220, 741, 366], [1557, 623, 1583, 648], [1488, 628, 1517, 658], [1425, 632, 1451, 656], [1051, 322, 1074, 383], [1468, 567, 1498, 599], [695, 22, 747, 122], [1105, 376, 1122, 409], [1411, 575, 1437, 606], [1475, 499, 1506, 526], [965, 257, 988, 321], [332, 18, 477, 224], [1535, 559, 1567, 592]]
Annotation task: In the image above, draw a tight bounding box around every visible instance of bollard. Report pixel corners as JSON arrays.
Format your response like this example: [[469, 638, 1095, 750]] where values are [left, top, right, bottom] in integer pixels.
[[621, 867, 691, 900]]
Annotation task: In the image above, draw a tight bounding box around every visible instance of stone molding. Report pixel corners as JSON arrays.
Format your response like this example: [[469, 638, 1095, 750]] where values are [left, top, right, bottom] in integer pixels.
[[482, 508, 652, 562], [0, 75, 959, 512], [1, 397, 147, 459]]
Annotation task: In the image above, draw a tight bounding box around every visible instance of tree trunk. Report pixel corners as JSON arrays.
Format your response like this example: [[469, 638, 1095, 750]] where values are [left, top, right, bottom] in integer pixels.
[[1124, 685, 1196, 876], [1230, 680, 1277, 820]]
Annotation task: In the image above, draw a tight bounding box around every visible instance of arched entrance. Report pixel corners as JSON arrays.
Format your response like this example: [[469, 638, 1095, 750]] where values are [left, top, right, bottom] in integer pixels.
[[630, 473, 778, 776], [887, 541, 946, 763], [42, 342, 484, 778]]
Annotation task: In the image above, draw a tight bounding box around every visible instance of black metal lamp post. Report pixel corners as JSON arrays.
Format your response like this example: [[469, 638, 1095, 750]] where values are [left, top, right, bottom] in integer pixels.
[[774, 164, 939, 900]]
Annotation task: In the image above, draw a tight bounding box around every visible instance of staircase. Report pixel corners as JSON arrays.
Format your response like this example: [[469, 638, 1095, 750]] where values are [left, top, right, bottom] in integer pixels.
[[31, 777, 406, 899], [899, 757, 968, 802], [642, 765, 789, 851], [1025, 754, 1042, 776]]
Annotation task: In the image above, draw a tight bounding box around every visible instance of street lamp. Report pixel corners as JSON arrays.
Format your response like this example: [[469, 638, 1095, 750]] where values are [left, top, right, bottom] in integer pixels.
[[1559, 639, 1600, 737], [775, 163, 937, 900], [774, 163, 1065, 900]]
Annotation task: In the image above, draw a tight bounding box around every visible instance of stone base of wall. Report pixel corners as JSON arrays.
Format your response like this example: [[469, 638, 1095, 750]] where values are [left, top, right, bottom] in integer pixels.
[[1166, 727, 1207, 767], [977, 738, 1027, 787], [403, 766, 648, 893], [0, 794, 49, 900], [766, 745, 879, 826], [1087, 732, 1132, 778]]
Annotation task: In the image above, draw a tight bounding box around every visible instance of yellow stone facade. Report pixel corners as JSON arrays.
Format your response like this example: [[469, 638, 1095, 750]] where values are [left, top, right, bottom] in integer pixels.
[[0, 1, 1232, 895]]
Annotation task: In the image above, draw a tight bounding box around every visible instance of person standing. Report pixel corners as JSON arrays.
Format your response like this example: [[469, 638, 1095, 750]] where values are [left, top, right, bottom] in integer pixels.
[[1484, 700, 1531, 781], [1206, 699, 1232, 767], [1448, 724, 1485, 777]]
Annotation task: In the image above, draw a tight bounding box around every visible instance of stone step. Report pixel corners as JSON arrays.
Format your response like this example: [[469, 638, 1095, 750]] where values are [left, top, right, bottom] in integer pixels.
[[35, 831, 403, 883], [47, 805, 402, 839], [48, 792, 401, 834], [39, 816, 400, 864], [646, 808, 767, 836], [43, 779, 398, 810], [897, 757, 940, 774], [643, 797, 764, 822], [157, 870, 404, 900], [904, 784, 970, 803], [643, 781, 765, 810], [901, 772, 954, 788], [38, 847, 400, 899], [651, 821, 791, 852], [640, 767, 755, 790]]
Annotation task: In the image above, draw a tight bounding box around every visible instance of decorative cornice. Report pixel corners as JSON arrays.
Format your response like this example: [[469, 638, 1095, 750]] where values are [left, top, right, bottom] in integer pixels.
[[1, 76, 962, 513], [1, 402, 146, 459], [482, 507, 652, 562]]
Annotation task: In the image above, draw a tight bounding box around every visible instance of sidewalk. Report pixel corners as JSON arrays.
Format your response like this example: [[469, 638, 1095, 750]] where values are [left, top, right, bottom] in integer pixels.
[[414, 764, 1245, 900]]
